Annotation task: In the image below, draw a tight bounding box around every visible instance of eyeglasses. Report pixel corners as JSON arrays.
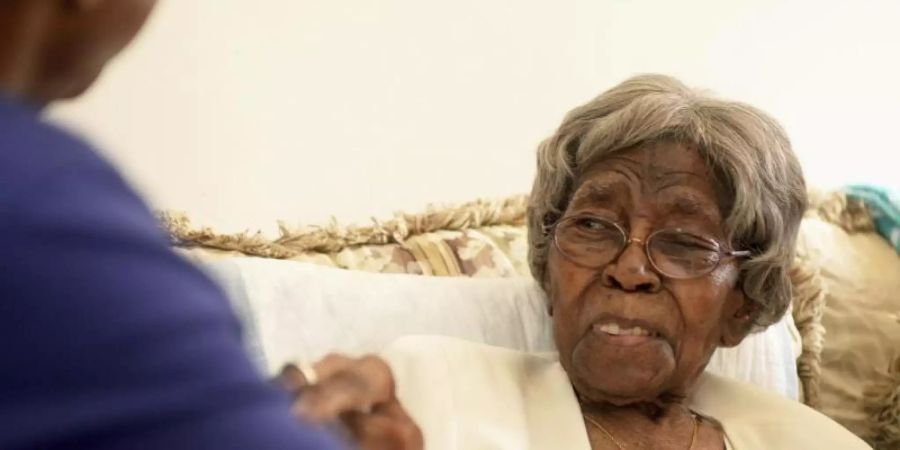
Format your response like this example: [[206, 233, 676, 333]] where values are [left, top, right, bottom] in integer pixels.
[[553, 215, 751, 279]]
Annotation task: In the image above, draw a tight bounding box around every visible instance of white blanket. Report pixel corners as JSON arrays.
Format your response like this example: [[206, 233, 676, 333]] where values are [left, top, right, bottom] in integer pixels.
[[202, 257, 801, 399]]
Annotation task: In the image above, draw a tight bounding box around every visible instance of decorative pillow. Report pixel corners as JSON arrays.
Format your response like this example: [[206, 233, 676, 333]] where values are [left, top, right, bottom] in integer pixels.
[[164, 196, 530, 276], [202, 257, 801, 400], [331, 227, 529, 277], [796, 216, 900, 445]]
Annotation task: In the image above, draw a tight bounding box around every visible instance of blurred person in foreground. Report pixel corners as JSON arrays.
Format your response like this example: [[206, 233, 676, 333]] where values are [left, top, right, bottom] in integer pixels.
[[0, 1, 421, 449]]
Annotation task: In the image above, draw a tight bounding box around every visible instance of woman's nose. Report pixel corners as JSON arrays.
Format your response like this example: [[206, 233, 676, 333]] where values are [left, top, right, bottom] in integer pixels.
[[601, 241, 662, 293]]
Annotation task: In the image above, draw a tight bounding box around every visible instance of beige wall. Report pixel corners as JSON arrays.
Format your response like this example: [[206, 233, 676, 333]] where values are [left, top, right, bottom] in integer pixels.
[[52, 0, 900, 234]]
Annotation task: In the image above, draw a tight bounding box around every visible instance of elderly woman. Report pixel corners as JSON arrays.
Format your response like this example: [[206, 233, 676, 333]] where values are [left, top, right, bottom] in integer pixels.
[[286, 75, 870, 450]]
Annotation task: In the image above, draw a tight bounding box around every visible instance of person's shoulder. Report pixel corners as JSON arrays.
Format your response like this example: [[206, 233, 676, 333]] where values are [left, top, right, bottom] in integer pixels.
[[0, 99, 112, 208], [0, 99, 156, 241], [692, 373, 872, 449]]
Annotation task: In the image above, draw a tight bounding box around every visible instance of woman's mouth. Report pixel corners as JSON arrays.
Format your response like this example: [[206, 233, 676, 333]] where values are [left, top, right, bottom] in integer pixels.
[[591, 320, 665, 346], [596, 322, 657, 337]]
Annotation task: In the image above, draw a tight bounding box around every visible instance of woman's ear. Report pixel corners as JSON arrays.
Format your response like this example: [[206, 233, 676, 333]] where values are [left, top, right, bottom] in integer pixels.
[[719, 289, 756, 347]]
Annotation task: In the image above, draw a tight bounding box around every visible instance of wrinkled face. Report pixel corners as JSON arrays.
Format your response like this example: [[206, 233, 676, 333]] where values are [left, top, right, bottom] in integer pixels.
[[38, 0, 157, 101], [548, 141, 749, 406]]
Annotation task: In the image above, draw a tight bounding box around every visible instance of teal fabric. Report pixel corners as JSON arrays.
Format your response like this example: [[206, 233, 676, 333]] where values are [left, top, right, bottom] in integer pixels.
[[845, 185, 900, 253]]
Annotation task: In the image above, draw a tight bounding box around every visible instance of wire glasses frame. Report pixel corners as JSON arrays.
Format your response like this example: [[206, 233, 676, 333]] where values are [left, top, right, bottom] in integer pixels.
[[552, 215, 751, 279]]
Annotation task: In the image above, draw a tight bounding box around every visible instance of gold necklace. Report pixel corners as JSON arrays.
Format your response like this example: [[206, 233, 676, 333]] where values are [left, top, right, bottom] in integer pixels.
[[583, 412, 699, 450]]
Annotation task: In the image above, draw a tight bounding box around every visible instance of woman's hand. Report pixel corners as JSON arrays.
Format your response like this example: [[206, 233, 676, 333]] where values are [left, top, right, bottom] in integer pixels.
[[277, 355, 423, 450]]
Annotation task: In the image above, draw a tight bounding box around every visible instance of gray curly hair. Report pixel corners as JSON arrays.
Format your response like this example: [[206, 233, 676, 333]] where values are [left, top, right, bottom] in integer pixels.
[[527, 74, 807, 328]]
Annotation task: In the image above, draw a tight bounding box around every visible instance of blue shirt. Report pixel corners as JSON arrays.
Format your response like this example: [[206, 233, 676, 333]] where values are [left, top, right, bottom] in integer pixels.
[[0, 96, 344, 450]]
